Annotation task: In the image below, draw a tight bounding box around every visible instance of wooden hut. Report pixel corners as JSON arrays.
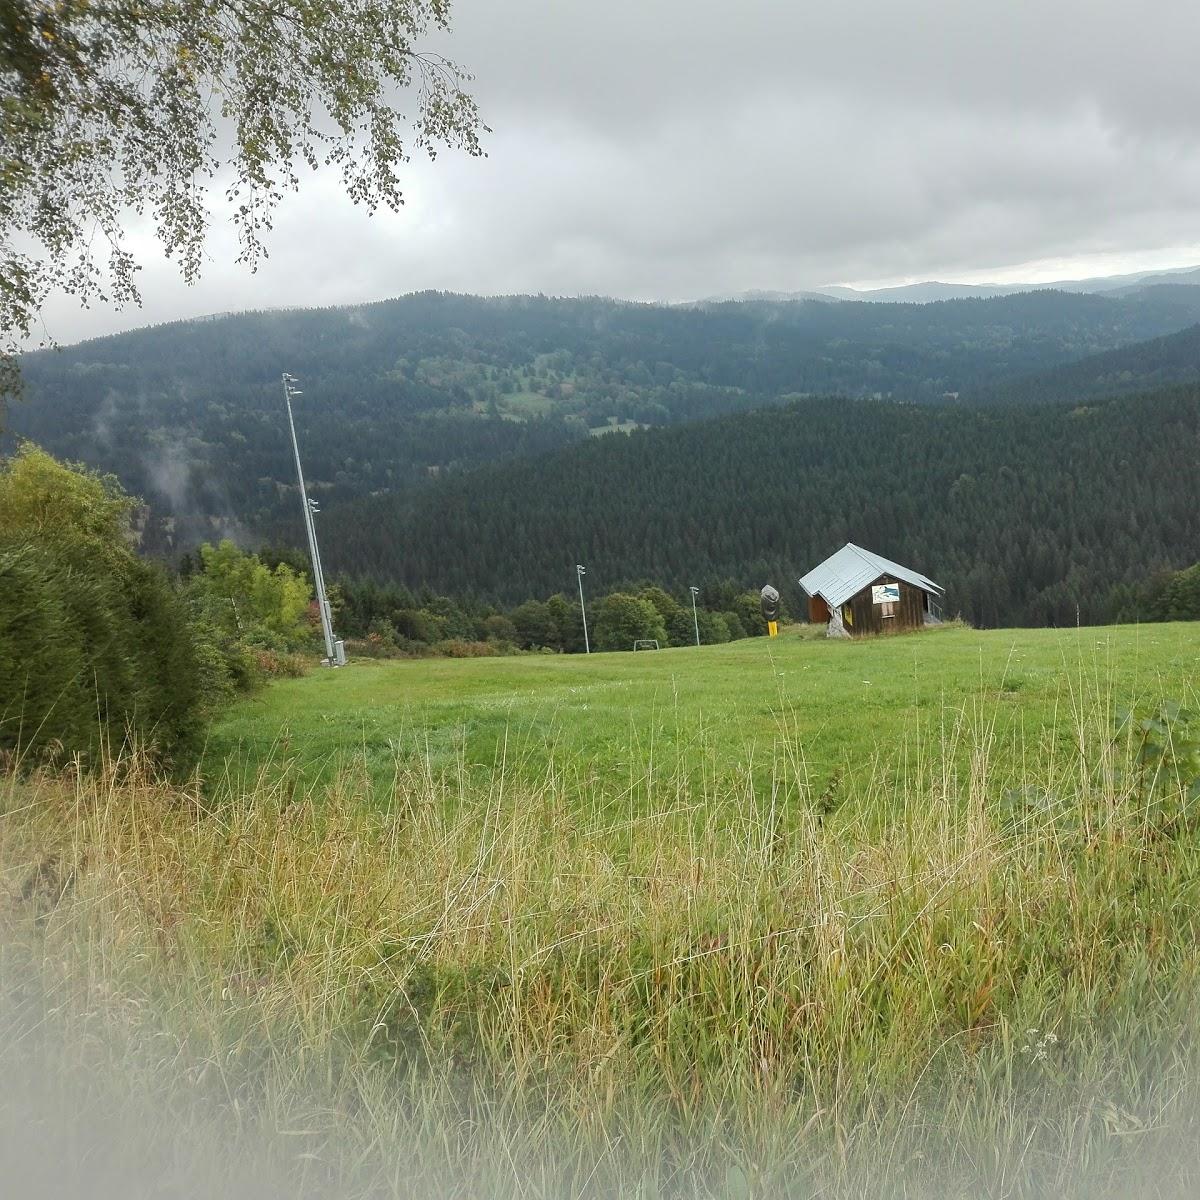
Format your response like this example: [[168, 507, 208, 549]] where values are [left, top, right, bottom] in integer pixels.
[[799, 543, 942, 638]]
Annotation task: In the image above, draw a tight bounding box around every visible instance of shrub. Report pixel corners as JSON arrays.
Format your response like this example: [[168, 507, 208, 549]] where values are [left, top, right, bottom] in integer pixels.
[[393, 608, 447, 644], [0, 536, 203, 768], [345, 637, 385, 660], [0, 541, 94, 759], [722, 610, 749, 640], [510, 599, 553, 649], [482, 614, 518, 644], [253, 649, 309, 679], [696, 609, 730, 645], [1145, 563, 1200, 622], [367, 618, 400, 646], [436, 639, 499, 658], [0, 448, 207, 769]]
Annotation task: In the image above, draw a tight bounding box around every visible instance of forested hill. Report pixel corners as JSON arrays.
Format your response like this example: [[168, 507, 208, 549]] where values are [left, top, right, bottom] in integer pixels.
[[318, 385, 1200, 630], [11, 287, 1200, 549], [971, 318, 1200, 405]]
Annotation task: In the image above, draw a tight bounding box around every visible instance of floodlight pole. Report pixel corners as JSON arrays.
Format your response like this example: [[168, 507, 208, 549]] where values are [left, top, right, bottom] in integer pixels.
[[306, 495, 333, 637], [576, 563, 590, 654], [689, 586, 700, 647], [283, 373, 337, 666]]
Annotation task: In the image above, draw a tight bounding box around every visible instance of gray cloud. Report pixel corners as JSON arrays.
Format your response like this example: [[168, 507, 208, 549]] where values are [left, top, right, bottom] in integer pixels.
[[32, 0, 1200, 344]]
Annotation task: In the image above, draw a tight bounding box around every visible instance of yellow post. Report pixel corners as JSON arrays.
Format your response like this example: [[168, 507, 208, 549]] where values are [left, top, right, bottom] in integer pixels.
[[768, 620, 778, 638]]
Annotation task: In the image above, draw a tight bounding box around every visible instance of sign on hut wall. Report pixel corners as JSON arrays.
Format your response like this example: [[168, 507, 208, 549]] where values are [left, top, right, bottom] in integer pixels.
[[872, 583, 901, 605]]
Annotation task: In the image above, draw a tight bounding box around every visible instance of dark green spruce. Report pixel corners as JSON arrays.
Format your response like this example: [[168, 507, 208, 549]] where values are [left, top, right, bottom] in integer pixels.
[[319, 387, 1200, 630]]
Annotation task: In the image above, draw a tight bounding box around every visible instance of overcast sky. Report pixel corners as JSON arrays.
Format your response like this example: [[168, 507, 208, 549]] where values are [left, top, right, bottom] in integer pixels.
[[33, 0, 1200, 344]]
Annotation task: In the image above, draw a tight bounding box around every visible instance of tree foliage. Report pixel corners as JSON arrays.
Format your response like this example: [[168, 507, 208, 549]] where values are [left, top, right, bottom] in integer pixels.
[[320, 386, 1200, 630], [12, 287, 1200, 638], [1134, 563, 1200, 623], [0, 446, 203, 766], [1, 0, 485, 379], [593, 593, 668, 652], [973, 313, 1200, 406], [0, 441, 132, 556], [326, 574, 775, 656], [13, 289, 1200, 548], [190, 539, 313, 648]]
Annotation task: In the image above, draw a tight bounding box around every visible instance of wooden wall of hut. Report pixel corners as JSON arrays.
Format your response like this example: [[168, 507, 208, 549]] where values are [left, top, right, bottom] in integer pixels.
[[841, 577, 927, 636]]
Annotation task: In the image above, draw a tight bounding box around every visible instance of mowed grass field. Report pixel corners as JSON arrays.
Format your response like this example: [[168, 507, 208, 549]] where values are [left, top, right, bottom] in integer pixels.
[[206, 621, 1200, 808]]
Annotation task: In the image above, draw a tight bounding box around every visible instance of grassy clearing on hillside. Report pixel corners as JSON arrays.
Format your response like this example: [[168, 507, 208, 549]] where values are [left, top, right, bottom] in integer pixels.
[[4, 625, 1200, 1196], [206, 622, 1200, 808]]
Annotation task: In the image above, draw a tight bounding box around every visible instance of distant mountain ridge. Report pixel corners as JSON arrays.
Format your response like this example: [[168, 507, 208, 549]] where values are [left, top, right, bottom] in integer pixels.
[[10, 286, 1200, 558], [708, 264, 1200, 305]]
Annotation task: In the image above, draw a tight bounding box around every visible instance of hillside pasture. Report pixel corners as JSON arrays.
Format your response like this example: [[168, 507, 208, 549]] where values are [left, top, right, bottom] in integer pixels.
[[6, 619, 1200, 1197], [205, 621, 1200, 814]]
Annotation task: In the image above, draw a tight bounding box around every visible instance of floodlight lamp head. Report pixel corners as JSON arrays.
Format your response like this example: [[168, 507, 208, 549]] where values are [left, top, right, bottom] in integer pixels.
[[577, 564, 586, 575], [689, 586, 699, 595]]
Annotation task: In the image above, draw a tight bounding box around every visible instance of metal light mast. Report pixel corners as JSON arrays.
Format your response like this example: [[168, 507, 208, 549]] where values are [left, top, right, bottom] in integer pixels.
[[283, 372, 341, 666], [689, 586, 700, 646], [576, 563, 590, 654]]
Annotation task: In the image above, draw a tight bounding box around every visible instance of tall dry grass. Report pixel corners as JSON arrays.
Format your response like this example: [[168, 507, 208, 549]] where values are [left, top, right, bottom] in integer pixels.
[[2, 686, 1200, 1198]]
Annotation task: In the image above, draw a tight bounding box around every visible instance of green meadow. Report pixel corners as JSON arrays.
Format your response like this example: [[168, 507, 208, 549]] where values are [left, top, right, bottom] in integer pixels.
[[7, 621, 1200, 1198], [206, 621, 1200, 806]]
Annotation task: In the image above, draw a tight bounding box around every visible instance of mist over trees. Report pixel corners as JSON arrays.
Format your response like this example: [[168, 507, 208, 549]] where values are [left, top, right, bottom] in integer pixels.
[[12, 287, 1200, 550], [10, 289, 1200, 637]]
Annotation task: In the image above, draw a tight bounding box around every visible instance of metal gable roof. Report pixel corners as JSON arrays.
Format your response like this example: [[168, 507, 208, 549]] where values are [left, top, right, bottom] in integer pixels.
[[798, 543, 942, 609]]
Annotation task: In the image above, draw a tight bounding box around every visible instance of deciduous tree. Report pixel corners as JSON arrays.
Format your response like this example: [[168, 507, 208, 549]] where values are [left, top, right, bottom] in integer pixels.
[[1, 0, 485, 386], [191, 539, 312, 648], [594, 593, 667, 653]]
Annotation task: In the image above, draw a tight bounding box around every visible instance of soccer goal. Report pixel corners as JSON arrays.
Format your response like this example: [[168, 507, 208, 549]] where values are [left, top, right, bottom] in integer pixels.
[[632, 639, 661, 651]]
